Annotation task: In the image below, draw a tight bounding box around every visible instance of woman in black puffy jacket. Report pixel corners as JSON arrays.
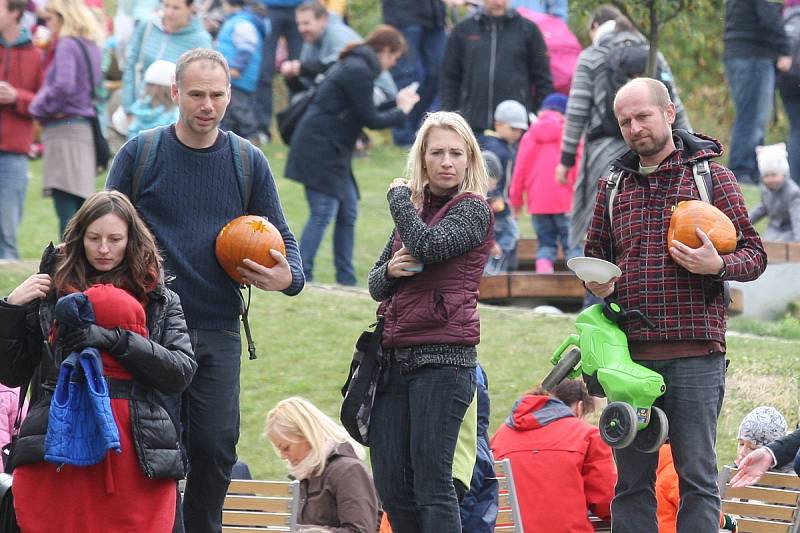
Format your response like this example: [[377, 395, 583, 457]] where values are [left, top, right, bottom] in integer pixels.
[[0, 190, 196, 533]]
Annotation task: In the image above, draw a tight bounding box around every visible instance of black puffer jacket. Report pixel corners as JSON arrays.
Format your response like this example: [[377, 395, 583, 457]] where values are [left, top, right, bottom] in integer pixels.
[[0, 248, 196, 478], [723, 0, 789, 59]]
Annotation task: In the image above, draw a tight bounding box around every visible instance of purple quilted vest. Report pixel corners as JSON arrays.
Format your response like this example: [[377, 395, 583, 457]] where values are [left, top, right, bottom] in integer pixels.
[[380, 192, 493, 348]]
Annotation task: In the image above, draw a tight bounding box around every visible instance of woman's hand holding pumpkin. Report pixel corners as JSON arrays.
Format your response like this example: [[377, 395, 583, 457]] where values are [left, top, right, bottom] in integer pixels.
[[7, 274, 52, 306], [239, 251, 293, 292], [669, 228, 725, 276]]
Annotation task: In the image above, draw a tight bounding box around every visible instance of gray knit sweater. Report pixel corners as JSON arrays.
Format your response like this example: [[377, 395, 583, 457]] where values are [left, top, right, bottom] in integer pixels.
[[368, 187, 491, 371]]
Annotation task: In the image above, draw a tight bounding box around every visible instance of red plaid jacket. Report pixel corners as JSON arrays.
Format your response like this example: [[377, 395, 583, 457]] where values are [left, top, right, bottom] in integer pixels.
[[585, 130, 767, 344]]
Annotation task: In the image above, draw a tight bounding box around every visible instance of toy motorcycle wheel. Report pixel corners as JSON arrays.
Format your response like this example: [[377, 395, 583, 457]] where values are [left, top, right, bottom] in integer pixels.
[[541, 348, 581, 391], [633, 406, 669, 453], [599, 402, 637, 449]]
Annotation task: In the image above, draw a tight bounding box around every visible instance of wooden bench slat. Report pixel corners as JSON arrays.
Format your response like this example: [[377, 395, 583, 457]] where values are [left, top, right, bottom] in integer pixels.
[[723, 485, 800, 506], [224, 495, 293, 513], [222, 510, 292, 527], [228, 479, 295, 496], [755, 471, 800, 490], [222, 527, 291, 533], [733, 517, 793, 533], [722, 500, 797, 521]]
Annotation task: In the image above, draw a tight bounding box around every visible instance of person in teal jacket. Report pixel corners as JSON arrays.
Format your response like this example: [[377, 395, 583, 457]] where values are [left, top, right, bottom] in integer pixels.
[[215, 0, 269, 139], [122, 0, 211, 116]]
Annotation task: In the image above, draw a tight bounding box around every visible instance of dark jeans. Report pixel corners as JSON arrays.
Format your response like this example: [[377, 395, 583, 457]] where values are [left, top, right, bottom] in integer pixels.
[[390, 24, 446, 146], [780, 87, 800, 185], [611, 354, 725, 533], [181, 328, 242, 533], [52, 188, 85, 239], [222, 87, 259, 140], [370, 362, 476, 533], [255, 6, 303, 136], [299, 180, 358, 285], [532, 213, 582, 262], [724, 56, 775, 184]]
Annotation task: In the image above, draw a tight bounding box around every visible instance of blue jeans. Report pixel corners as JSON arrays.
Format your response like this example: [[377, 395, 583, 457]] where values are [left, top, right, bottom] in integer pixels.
[[611, 354, 726, 533], [532, 213, 582, 262], [0, 153, 28, 259], [370, 362, 476, 533], [390, 25, 447, 146], [182, 329, 242, 533], [256, 6, 303, 136], [780, 88, 800, 185], [485, 213, 519, 275], [724, 57, 776, 185], [299, 181, 358, 285]]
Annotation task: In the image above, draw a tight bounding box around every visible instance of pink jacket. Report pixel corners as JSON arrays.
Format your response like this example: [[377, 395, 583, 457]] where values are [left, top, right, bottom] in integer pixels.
[[0, 385, 24, 450], [510, 110, 580, 215]]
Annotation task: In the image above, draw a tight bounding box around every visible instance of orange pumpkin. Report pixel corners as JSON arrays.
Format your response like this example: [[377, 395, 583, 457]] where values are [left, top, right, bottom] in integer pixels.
[[667, 200, 737, 254], [215, 215, 286, 284]]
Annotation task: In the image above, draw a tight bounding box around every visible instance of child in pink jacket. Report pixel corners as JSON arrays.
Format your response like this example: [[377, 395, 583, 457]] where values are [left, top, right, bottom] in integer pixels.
[[0, 384, 24, 467], [510, 93, 582, 272]]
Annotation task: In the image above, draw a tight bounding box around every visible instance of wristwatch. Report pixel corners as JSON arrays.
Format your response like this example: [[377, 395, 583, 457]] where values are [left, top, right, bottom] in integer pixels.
[[712, 262, 727, 280]]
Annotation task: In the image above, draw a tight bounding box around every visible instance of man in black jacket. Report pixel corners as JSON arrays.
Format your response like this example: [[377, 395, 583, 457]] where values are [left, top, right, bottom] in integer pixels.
[[723, 0, 791, 185], [731, 428, 800, 487], [381, 0, 447, 145], [440, 0, 552, 133]]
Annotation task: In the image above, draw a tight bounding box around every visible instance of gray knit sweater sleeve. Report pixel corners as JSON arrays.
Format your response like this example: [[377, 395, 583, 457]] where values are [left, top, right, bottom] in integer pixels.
[[388, 187, 491, 263], [367, 232, 399, 302]]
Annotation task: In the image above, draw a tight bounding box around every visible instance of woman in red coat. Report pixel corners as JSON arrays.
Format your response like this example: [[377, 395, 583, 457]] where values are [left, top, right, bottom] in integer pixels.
[[491, 380, 616, 533], [0, 190, 196, 532]]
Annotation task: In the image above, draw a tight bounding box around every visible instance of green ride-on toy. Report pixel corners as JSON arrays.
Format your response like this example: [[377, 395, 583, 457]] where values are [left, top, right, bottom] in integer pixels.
[[542, 302, 668, 452]]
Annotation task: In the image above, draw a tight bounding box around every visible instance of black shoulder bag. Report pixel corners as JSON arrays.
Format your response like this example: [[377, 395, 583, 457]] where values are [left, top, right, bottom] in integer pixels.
[[74, 38, 111, 170], [340, 317, 386, 446]]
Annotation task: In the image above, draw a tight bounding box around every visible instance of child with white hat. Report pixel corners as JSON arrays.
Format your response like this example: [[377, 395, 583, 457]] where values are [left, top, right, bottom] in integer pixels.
[[121, 59, 179, 139], [751, 143, 800, 242]]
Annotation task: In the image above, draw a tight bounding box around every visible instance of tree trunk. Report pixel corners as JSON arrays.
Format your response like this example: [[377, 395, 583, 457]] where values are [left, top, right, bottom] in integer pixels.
[[646, 1, 660, 78]]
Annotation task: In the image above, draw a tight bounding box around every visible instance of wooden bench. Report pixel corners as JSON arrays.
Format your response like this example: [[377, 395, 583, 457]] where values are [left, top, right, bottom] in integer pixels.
[[221, 479, 300, 532], [717, 465, 800, 533], [494, 458, 523, 533]]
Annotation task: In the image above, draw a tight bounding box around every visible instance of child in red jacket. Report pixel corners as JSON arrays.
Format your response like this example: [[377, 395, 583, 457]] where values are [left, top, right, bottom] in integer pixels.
[[510, 93, 581, 273]]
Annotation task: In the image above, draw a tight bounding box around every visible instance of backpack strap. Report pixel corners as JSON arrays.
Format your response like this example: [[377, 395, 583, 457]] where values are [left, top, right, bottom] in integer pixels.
[[605, 168, 625, 229], [692, 159, 713, 203], [131, 127, 166, 204], [227, 131, 255, 212]]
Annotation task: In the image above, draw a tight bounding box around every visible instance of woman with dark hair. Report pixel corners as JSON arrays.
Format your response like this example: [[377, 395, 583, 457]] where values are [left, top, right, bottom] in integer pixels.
[[285, 24, 419, 286], [0, 190, 196, 533], [491, 379, 616, 533]]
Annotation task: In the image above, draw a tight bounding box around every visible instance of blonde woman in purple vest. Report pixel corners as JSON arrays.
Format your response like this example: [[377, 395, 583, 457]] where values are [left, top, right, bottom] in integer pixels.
[[367, 111, 495, 533]]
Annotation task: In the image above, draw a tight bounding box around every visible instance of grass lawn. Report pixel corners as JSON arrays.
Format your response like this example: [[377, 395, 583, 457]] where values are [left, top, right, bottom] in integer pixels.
[[2, 140, 798, 480]]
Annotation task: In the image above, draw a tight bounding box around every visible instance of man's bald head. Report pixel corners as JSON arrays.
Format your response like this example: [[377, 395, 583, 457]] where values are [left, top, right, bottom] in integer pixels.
[[614, 77, 672, 114]]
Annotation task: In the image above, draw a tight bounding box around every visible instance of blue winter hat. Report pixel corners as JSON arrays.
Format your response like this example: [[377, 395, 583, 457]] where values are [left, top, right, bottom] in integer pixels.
[[541, 93, 568, 114]]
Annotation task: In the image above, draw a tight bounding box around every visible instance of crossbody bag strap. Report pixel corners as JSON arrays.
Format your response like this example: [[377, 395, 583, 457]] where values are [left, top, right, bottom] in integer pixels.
[[73, 38, 97, 103], [605, 168, 625, 230]]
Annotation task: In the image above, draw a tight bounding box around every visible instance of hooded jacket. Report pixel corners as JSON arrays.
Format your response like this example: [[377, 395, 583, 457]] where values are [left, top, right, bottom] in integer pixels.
[[440, 7, 553, 132], [297, 442, 379, 532], [584, 130, 767, 344], [749, 176, 800, 242], [0, 246, 196, 478], [122, 15, 212, 110], [510, 109, 578, 215], [0, 27, 42, 154], [491, 394, 616, 533]]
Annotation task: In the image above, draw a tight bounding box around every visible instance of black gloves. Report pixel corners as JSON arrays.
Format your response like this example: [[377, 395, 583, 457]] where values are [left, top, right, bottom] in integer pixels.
[[61, 324, 127, 355]]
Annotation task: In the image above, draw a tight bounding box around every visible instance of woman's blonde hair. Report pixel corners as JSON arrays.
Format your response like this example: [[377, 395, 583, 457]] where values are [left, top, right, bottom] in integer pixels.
[[405, 111, 488, 207], [264, 397, 364, 477], [47, 0, 105, 44]]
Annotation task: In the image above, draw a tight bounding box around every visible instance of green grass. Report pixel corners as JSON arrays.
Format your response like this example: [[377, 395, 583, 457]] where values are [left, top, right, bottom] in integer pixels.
[[3, 142, 798, 480]]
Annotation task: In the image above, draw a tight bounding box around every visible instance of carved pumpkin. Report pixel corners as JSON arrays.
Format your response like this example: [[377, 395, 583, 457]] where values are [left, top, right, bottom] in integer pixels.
[[215, 215, 286, 284], [667, 200, 737, 254]]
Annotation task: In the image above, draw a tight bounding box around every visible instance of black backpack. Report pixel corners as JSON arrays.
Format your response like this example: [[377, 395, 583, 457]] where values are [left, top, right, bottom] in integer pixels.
[[587, 38, 676, 142]]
